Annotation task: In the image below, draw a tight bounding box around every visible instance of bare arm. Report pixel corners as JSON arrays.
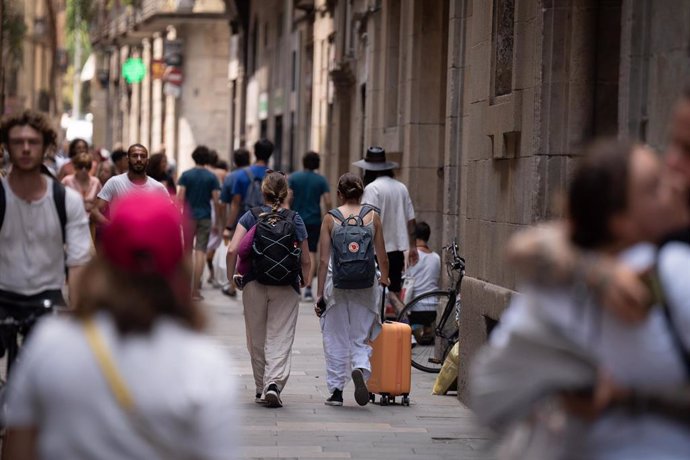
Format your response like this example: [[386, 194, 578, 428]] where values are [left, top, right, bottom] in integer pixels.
[[227, 195, 242, 229], [212, 189, 223, 232], [299, 240, 311, 288], [316, 217, 332, 300], [90, 197, 109, 225], [374, 213, 390, 286], [67, 265, 85, 307], [506, 221, 650, 323], [3, 427, 38, 460], [225, 224, 248, 287], [322, 192, 333, 213], [176, 185, 186, 203]]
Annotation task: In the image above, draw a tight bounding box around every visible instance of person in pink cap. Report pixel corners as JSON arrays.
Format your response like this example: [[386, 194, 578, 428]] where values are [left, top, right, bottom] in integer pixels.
[[3, 192, 240, 460]]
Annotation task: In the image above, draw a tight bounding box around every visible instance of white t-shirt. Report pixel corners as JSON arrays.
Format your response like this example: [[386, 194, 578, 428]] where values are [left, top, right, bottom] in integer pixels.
[[98, 173, 168, 203], [0, 177, 91, 295], [491, 243, 690, 459], [6, 313, 239, 460], [405, 250, 441, 311], [362, 176, 415, 253]]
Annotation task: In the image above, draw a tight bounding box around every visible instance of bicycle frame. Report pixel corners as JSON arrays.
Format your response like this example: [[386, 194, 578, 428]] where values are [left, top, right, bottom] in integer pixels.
[[435, 241, 465, 341]]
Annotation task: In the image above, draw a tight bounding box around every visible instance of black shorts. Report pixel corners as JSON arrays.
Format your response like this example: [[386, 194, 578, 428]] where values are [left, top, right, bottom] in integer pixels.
[[305, 223, 321, 253], [387, 251, 405, 293]]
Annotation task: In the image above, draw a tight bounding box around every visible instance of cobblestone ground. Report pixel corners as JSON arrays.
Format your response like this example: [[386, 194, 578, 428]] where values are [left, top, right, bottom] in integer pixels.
[[202, 284, 495, 460]]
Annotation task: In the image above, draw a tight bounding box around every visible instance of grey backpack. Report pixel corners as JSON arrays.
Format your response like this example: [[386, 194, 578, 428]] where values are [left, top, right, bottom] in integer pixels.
[[243, 168, 264, 212], [328, 205, 377, 289]]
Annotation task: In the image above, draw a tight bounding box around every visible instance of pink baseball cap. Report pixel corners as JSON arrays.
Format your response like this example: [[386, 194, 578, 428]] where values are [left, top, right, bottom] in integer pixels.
[[101, 192, 186, 276]]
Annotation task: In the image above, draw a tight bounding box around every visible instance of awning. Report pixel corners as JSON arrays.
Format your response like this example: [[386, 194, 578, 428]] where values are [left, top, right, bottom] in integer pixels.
[[80, 54, 96, 82]]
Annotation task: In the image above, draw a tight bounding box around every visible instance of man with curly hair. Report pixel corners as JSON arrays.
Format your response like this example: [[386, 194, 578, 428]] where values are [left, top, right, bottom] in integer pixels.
[[0, 110, 91, 308]]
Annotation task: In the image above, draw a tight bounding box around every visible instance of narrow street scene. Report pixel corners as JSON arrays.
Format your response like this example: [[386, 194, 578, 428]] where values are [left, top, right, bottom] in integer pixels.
[[3, 0, 690, 459]]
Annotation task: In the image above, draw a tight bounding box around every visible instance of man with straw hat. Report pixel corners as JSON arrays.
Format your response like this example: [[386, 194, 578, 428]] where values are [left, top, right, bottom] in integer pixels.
[[354, 146, 418, 299]]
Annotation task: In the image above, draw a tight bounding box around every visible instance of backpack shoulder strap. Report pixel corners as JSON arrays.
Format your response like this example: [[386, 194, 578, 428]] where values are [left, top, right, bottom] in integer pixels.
[[358, 204, 377, 219], [244, 167, 255, 182], [52, 180, 67, 244], [327, 208, 346, 224], [250, 206, 264, 220], [0, 179, 5, 234]]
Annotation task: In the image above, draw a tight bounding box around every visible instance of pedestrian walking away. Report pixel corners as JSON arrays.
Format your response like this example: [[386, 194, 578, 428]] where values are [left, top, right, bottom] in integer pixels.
[[316, 172, 389, 407], [177, 146, 223, 301], [354, 146, 418, 300], [92, 143, 168, 225], [2, 192, 239, 460], [225, 139, 274, 239], [226, 170, 311, 408], [0, 110, 92, 313], [289, 151, 332, 301]]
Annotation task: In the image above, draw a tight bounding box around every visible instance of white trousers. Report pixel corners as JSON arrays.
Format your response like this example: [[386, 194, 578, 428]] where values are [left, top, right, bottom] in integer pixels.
[[243, 282, 300, 394], [320, 294, 377, 393]]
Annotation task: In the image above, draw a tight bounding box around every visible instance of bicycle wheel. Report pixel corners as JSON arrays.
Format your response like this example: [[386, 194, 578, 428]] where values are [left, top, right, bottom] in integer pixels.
[[397, 290, 452, 373]]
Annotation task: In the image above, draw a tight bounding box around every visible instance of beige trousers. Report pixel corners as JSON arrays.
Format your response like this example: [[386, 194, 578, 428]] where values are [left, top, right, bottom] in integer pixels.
[[242, 281, 300, 394]]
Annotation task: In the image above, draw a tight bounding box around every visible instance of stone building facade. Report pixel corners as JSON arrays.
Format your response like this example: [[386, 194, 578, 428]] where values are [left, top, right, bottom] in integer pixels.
[[89, 0, 232, 173], [4, 0, 65, 117]]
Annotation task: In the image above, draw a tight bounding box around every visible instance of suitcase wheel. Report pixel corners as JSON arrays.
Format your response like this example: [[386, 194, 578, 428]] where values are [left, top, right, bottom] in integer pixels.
[[380, 394, 390, 406], [402, 395, 410, 406], [369, 393, 375, 403]]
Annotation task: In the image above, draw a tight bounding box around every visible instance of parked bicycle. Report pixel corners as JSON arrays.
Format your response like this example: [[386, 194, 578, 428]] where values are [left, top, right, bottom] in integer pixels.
[[396, 240, 465, 373]]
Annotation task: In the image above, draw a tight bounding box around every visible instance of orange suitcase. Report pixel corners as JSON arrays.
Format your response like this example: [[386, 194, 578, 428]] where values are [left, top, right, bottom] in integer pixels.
[[367, 320, 412, 406]]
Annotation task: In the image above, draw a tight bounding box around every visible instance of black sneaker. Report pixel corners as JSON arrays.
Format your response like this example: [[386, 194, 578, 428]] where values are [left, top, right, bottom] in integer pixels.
[[351, 368, 369, 406], [325, 389, 343, 406], [264, 384, 283, 408]]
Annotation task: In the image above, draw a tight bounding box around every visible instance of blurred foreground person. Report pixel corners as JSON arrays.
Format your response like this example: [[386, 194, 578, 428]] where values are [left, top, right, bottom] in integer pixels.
[[472, 139, 690, 459], [3, 192, 239, 460]]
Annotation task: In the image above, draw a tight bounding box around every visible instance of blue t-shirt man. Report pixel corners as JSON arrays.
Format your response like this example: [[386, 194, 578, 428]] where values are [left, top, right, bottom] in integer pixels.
[[288, 170, 330, 226], [178, 167, 221, 220]]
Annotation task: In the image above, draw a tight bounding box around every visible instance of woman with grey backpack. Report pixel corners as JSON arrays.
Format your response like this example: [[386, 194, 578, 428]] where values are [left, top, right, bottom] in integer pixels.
[[316, 173, 389, 407]]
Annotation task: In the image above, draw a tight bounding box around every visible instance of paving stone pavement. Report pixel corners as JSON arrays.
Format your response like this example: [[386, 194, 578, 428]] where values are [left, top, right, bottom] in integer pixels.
[[201, 284, 495, 460]]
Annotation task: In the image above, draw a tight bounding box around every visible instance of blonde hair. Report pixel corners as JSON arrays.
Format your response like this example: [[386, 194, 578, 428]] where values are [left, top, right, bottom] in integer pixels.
[[261, 171, 288, 211], [73, 152, 92, 170]]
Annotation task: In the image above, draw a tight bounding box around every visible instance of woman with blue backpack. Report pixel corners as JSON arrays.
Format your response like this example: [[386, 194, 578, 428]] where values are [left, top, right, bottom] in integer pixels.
[[316, 173, 389, 407], [225, 170, 311, 408]]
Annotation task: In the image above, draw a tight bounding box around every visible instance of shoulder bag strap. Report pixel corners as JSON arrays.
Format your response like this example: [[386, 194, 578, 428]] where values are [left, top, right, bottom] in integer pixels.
[[82, 319, 185, 457], [244, 167, 254, 182], [655, 266, 690, 378], [83, 319, 135, 410]]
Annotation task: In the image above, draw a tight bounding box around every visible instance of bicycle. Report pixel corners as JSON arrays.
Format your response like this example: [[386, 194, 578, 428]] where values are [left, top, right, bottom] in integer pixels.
[[0, 293, 62, 432], [396, 240, 465, 373]]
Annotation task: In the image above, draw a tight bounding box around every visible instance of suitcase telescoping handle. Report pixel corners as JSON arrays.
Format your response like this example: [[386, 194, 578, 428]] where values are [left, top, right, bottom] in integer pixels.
[[380, 285, 387, 319]]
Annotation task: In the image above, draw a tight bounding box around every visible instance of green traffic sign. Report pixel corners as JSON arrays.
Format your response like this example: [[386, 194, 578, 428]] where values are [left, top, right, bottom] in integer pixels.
[[122, 58, 146, 84]]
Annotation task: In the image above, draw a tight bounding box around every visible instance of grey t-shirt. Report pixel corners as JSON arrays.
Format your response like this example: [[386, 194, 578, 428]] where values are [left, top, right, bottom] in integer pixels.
[[97, 173, 168, 203]]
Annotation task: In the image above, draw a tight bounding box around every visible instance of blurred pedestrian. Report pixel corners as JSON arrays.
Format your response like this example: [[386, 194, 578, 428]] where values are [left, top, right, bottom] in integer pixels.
[[225, 139, 274, 235], [0, 110, 91, 310], [354, 146, 418, 299], [92, 144, 168, 225], [95, 160, 116, 186], [225, 171, 311, 408], [147, 152, 176, 195], [289, 151, 332, 301], [3, 192, 238, 459], [316, 173, 388, 407], [111, 148, 128, 174], [57, 138, 90, 180], [205, 149, 229, 288], [62, 151, 102, 241], [474, 139, 690, 457], [177, 146, 222, 301]]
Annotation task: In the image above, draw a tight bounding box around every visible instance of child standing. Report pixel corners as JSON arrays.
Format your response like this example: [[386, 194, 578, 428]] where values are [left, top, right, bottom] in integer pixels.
[[316, 173, 389, 406]]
